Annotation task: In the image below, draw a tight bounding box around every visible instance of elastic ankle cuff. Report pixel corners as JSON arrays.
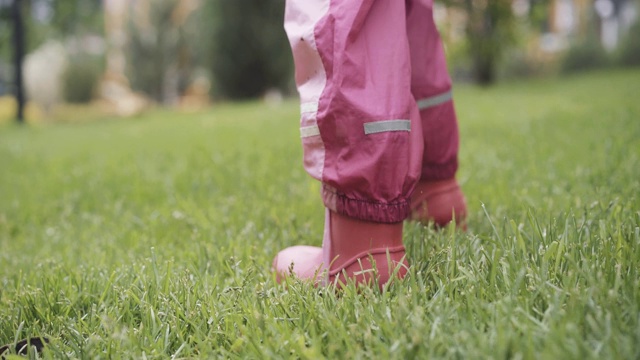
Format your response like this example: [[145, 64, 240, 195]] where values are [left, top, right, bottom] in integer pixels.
[[322, 185, 410, 223]]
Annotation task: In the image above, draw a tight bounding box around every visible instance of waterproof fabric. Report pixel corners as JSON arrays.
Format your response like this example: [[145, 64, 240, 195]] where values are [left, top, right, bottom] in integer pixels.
[[285, 0, 460, 223]]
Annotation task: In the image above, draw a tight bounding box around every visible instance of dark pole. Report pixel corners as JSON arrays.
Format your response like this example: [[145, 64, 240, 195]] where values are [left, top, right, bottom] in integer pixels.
[[11, 0, 26, 124]]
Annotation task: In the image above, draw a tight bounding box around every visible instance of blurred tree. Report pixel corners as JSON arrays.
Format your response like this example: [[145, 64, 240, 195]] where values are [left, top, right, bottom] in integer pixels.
[[42, 0, 104, 105], [5, 0, 26, 123], [207, 0, 292, 99], [45, 0, 102, 37], [0, 0, 104, 110], [0, 2, 10, 57], [442, 0, 516, 85], [0, 2, 13, 97], [125, 0, 199, 104], [527, 0, 553, 32], [25, 0, 102, 41], [618, 14, 640, 66]]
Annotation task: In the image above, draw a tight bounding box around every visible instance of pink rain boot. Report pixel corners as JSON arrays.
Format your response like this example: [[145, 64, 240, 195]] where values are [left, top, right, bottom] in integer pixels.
[[273, 209, 408, 289], [410, 178, 467, 229]]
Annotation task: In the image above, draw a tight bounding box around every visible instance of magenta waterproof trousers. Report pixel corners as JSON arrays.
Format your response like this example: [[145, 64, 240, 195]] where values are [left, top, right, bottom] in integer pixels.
[[285, 0, 460, 223]]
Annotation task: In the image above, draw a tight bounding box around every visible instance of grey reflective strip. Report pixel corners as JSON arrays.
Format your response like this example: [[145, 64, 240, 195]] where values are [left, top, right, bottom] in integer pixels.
[[300, 125, 320, 138], [364, 120, 411, 135], [300, 102, 319, 114], [417, 91, 452, 110]]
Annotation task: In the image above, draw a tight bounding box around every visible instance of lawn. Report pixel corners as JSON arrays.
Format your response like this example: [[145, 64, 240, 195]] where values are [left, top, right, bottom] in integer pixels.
[[0, 69, 639, 358]]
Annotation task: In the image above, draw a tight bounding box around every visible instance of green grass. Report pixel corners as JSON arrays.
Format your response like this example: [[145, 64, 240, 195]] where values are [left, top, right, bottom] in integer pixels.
[[1, 69, 639, 359]]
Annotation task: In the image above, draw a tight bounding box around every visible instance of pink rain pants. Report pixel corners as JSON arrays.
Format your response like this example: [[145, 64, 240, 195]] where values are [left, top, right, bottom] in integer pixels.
[[285, 0, 460, 224]]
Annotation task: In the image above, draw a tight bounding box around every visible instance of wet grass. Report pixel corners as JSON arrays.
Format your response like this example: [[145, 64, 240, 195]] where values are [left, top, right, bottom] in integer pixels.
[[1, 69, 639, 358]]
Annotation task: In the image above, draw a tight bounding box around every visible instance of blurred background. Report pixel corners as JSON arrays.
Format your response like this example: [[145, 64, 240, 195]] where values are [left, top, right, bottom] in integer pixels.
[[0, 0, 638, 124]]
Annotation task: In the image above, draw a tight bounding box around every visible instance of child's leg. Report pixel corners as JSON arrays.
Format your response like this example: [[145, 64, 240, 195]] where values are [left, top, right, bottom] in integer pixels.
[[274, 0, 420, 287], [406, 0, 467, 227], [285, 0, 423, 224]]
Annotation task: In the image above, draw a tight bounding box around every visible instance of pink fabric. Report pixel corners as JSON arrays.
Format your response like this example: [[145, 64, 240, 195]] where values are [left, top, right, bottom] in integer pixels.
[[285, 0, 460, 223], [407, 0, 460, 181], [284, 0, 329, 180]]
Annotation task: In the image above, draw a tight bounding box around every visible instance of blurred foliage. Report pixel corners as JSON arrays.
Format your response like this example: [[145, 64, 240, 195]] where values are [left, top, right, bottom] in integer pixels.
[[0, 4, 10, 60], [0, 0, 102, 98], [0, 0, 101, 55], [126, 0, 198, 104], [561, 38, 611, 73], [559, 0, 640, 73], [207, 0, 292, 99], [440, 0, 554, 84], [63, 55, 103, 103], [39, 0, 102, 37], [501, 50, 554, 79], [441, 0, 517, 85], [0, 3, 13, 96], [528, 0, 554, 30], [1, 0, 637, 105], [559, 5, 615, 74], [617, 19, 640, 67]]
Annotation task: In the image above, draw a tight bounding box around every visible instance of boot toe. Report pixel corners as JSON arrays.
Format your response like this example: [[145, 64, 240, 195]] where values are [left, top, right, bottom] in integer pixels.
[[410, 179, 467, 229], [272, 246, 325, 283]]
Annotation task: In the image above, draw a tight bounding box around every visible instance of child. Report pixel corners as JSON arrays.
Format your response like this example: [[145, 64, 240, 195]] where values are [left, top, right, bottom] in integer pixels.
[[273, 0, 466, 288]]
